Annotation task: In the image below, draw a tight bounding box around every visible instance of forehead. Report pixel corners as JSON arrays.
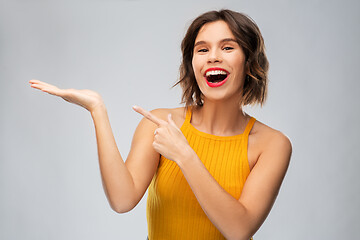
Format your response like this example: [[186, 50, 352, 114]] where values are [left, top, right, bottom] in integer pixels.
[[195, 20, 235, 43]]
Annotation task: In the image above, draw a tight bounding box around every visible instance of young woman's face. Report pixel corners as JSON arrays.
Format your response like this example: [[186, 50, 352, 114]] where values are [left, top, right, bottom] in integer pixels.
[[192, 20, 246, 104]]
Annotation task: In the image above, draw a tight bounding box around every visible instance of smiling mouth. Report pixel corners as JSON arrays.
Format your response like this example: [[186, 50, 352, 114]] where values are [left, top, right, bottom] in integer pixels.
[[205, 70, 228, 83]]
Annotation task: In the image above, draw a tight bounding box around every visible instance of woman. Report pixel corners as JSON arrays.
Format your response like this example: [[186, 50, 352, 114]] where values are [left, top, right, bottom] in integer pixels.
[[29, 9, 291, 240]]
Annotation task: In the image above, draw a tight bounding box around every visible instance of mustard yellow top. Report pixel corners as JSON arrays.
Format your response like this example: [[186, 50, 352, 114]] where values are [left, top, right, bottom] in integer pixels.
[[146, 108, 256, 240]]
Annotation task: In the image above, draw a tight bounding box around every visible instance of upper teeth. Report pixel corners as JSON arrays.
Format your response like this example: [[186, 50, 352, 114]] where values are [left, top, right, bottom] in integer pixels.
[[205, 70, 227, 77]]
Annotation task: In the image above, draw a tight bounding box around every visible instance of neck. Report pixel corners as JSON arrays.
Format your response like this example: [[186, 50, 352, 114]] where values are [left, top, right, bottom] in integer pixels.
[[192, 98, 248, 136]]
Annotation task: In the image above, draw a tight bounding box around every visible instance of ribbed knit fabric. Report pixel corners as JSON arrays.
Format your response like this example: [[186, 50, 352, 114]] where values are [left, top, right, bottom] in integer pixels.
[[146, 108, 256, 240]]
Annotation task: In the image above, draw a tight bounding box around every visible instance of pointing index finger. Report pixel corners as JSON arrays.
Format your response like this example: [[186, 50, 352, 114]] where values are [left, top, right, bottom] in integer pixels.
[[133, 105, 166, 126]]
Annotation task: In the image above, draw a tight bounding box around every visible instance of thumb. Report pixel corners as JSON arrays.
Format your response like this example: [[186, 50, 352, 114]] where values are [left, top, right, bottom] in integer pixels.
[[167, 113, 177, 128]]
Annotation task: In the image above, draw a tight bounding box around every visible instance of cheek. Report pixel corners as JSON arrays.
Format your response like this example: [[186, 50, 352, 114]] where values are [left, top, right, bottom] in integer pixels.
[[192, 58, 205, 92], [192, 57, 202, 78], [191, 56, 198, 71], [233, 57, 246, 76]]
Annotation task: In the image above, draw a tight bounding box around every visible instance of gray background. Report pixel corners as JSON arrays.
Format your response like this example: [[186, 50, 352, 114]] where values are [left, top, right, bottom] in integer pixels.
[[1, 0, 359, 239]]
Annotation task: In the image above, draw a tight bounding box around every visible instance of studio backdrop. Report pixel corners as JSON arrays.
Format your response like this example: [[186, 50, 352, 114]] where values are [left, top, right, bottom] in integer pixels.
[[0, 0, 359, 239]]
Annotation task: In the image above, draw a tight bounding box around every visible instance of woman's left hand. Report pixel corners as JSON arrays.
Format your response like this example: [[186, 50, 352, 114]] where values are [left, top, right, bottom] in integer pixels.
[[133, 106, 193, 163]]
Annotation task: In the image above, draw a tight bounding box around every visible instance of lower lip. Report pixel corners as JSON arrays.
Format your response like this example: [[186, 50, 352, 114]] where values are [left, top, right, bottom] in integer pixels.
[[205, 75, 228, 88]]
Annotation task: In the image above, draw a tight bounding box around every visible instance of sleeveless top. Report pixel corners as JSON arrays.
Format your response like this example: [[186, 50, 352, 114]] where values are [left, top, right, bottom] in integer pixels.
[[146, 108, 256, 240]]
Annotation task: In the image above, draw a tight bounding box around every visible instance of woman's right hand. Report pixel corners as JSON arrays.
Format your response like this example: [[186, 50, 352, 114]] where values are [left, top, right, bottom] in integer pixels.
[[29, 79, 104, 113]]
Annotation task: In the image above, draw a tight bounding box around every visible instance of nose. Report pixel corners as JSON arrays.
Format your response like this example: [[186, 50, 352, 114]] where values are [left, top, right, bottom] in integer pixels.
[[207, 49, 222, 63]]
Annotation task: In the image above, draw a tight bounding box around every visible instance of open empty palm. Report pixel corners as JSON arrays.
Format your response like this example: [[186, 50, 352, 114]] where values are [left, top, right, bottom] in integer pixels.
[[29, 79, 104, 112]]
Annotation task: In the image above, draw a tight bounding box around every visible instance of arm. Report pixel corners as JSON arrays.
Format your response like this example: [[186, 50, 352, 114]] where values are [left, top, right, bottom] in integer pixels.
[[177, 132, 291, 240], [90, 105, 137, 212], [91, 106, 161, 213], [29, 80, 160, 213]]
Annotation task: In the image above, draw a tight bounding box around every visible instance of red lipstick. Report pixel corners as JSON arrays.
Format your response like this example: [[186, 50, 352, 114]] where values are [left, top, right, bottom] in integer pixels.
[[204, 67, 229, 88]]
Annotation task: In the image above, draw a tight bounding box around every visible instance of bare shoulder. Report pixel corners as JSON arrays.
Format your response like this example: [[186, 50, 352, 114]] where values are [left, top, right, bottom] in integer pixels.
[[254, 121, 291, 149], [149, 107, 187, 128], [249, 120, 292, 167]]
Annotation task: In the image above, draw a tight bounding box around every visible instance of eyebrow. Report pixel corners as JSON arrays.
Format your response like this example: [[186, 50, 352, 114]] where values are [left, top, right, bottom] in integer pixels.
[[194, 38, 238, 48]]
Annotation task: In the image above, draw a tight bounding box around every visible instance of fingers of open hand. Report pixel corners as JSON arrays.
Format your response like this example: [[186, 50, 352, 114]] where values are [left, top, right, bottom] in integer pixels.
[[29, 80, 56, 89], [29, 80, 62, 96]]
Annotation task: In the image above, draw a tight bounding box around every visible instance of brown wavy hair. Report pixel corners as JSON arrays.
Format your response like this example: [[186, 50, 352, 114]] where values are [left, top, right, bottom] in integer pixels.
[[174, 9, 269, 107]]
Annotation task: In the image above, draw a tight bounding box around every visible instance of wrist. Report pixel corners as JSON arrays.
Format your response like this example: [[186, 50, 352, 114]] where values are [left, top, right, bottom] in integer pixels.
[[176, 146, 198, 169], [90, 103, 107, 117]]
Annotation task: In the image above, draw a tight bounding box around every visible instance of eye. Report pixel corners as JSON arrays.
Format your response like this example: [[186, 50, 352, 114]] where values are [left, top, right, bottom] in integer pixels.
[[197, 48, 208, 53], [223, 47, 234, 51]]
